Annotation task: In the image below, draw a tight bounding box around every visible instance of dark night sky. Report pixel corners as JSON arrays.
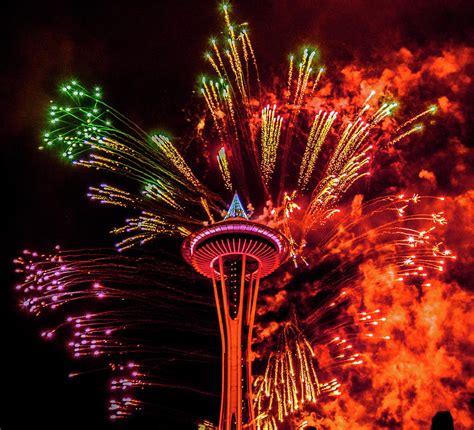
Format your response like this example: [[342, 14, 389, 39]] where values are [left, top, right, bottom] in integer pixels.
[[2, 1, 473, 429]]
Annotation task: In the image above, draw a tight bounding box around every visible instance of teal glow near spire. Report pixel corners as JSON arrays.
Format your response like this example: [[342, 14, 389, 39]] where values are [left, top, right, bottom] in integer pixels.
[[224, 192, 248, 220]]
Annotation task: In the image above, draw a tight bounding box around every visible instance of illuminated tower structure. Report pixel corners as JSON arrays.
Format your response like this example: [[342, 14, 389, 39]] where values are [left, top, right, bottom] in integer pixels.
[[182, 193, 289, 430]]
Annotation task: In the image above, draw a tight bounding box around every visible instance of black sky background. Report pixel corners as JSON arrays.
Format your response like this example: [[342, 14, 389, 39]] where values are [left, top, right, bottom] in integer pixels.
[[2, 1, 473, 429]]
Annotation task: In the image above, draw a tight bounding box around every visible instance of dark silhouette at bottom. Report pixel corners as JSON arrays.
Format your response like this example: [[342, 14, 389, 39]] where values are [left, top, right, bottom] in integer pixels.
[[301, 410, 455, 430], [431, 410, 454, 430]]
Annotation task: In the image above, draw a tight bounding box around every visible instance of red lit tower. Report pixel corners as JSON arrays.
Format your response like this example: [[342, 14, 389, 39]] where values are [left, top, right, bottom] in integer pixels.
[[182, 193, 289, 430]]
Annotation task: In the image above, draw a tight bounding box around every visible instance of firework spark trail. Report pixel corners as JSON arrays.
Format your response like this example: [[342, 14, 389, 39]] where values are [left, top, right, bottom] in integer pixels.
[[106, 360, 216, 420], [15, 248, 217, 333], [42, 80, 224, 249], [253, 302, 388, 430], [14, 1, 470, 427], [298, 192, 473, 429], [14, 247, 219, 419], [253, 191, 458, 426], [297, 110, 338, 191], [312, 194, 455, 277], [217, 146, 233, 190], [260, 104, 283, 184], [254, 317, 322, 429], [301, 266, 474, 430], [196, 9, 437, 250]]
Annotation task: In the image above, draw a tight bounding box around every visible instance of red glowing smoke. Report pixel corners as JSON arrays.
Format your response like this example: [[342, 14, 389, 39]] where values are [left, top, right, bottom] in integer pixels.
[[255, 42, 473, 429]]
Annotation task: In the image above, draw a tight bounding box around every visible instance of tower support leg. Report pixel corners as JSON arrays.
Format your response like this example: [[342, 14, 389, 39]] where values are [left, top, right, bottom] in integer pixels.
[[211, 255, 260, 430]]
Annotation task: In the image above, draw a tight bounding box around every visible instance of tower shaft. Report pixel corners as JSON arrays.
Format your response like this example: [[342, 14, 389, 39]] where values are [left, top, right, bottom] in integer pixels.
[[181, 213, 289, 430], [212, 254, 259, 430]]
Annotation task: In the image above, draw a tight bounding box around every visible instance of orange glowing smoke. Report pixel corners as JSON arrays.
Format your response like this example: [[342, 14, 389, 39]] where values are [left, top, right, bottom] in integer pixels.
[[312, 48, 473, 430], [255, 43, 473, 429], [310, 252, 473, 428]]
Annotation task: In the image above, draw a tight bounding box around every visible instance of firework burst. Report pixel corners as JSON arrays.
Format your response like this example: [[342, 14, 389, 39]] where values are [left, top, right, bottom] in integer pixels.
[[13, 2, 464, 428]]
